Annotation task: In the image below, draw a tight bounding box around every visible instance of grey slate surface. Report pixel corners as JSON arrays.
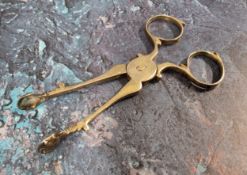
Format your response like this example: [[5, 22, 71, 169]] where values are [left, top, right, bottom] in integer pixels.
[[0, 0, 247, 175]]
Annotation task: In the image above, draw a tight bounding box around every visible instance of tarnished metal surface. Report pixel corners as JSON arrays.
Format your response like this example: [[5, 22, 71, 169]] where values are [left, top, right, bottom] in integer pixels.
[[0, 0, 247, 174]]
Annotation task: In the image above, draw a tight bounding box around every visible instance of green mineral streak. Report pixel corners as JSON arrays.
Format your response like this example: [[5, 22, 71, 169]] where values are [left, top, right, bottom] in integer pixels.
[[54, 0, 68, 14], [41, 171, 52, 175], [39, 39, 46, 58], [21, 172, 32, 175], [15, 118, 31, 129], [26, 172, 32, 175], [73, 35, 82, 48], [72, 1, 91, 16], [0, 88, 4, 97], [14, 115, 21, 122], [0, 115, 7, 123], [11, 147, 24, 163], [0, 138, 14, 164], [0, 138, 14, 152], [34, 126, 42, 133], [5, 164, 13, 175], [46, 57, 82, 85], [197, 163, 207, 173]]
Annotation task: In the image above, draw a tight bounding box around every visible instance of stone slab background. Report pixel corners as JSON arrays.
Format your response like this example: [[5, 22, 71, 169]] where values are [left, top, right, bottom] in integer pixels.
[[0, 0, 247, 175]]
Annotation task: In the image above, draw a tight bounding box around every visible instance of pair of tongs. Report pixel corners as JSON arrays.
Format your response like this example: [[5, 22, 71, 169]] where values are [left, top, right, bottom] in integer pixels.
[[18, 14, 225, 153]]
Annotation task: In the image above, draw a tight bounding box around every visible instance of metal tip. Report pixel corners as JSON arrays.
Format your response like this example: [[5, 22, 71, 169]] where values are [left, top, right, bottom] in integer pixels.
[[37, 133, 62, 154], [18, 94, 44, 110]]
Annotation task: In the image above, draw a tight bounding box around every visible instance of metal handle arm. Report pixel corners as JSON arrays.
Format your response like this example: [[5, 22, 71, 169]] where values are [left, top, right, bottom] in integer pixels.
[[38, 79, 142, 154], [18, 64, 127, 110]]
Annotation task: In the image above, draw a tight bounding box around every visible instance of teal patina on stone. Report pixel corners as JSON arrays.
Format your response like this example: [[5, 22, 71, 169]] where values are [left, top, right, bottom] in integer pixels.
[[54, 0, 69, 14], [0, 138, 14, 164], [7, 86, 34, 115], [38, 39, 46, 58]]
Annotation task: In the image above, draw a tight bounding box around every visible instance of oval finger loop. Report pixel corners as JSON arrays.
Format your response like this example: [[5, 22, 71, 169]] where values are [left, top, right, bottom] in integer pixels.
[[145, 14, 185, 45], [185, 50, 225, 89]]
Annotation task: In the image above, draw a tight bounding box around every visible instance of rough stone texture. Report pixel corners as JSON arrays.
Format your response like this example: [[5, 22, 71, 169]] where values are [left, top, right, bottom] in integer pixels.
[[1, 0, 247, 175]]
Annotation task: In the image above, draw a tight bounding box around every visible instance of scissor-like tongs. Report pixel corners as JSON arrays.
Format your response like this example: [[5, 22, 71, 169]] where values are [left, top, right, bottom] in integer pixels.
[[18, 15, 225, 153]]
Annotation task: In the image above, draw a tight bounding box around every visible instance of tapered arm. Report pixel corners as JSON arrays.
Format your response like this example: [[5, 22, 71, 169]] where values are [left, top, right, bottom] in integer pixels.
[[38, 79, 143, 154], [18, 64, 127, 110]]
